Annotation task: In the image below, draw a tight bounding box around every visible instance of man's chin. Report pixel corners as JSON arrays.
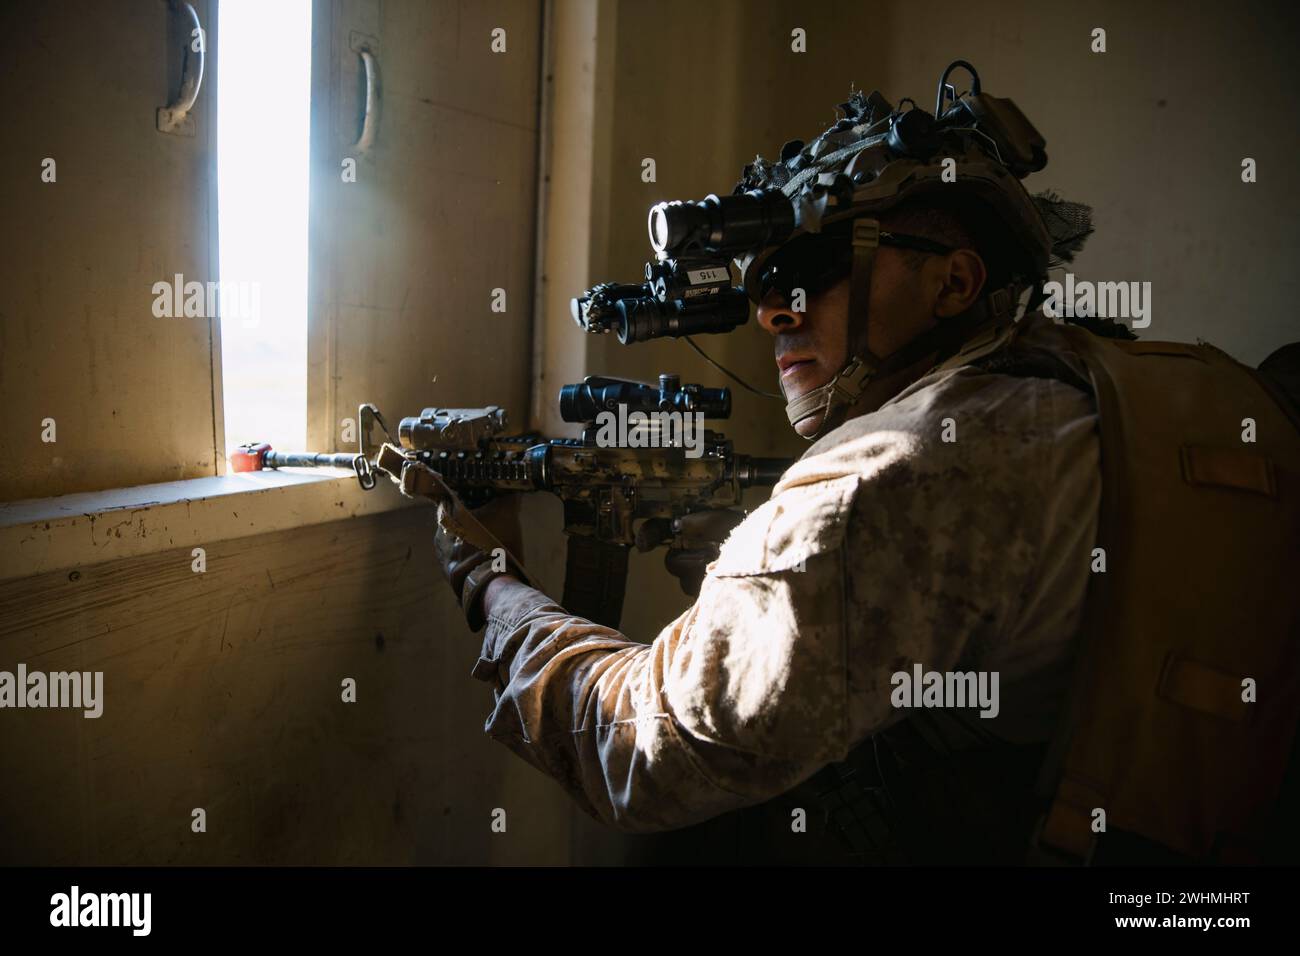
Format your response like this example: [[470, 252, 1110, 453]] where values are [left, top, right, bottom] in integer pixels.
[[781, 370, 828, 402], [781, 376, 833, 439], [792, 409, 827, 439]]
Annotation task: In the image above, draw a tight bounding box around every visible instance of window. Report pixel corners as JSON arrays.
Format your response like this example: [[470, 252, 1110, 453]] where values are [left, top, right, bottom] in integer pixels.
[[216, 0, 313, 460]]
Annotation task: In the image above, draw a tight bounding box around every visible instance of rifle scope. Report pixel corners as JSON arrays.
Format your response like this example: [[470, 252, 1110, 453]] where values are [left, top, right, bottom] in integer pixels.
[[558, 374, 731, 424]]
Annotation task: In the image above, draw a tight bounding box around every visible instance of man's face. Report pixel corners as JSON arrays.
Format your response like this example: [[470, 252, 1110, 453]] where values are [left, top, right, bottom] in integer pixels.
[[756, 246, 937, 437]]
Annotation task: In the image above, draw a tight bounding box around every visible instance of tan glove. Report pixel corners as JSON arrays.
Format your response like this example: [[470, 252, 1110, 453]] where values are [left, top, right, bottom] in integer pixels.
[[436, 496, 527, 632], [398, 459, 533, 631]]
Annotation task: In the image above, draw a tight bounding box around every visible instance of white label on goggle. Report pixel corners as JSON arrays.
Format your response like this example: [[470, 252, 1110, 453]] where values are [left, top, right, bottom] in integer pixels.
[[686, 267, 729, 285]]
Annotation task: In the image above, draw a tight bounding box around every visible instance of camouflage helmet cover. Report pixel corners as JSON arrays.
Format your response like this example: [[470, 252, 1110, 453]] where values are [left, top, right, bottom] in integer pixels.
[[732, 83, 1092, 304]]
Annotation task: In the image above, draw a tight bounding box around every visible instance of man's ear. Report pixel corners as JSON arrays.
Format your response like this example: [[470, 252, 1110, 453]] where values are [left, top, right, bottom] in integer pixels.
[[933, 249, 987, 319]]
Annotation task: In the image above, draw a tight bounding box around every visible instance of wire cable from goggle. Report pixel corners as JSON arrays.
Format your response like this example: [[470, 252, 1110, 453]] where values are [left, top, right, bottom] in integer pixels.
[[682, 336, 784, 400]]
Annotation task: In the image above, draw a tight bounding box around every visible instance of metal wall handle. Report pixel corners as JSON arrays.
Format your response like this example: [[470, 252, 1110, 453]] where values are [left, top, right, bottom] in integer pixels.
[[157, 1, 205, 135], [353, 47, 379, 153]]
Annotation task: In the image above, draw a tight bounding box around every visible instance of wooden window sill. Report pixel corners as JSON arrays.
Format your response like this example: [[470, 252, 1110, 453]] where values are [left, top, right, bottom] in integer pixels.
[[0, 469, 412, 583]]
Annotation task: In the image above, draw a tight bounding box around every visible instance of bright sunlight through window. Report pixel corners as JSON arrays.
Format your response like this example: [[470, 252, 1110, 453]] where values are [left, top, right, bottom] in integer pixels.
[[217, 0, 312, 462]]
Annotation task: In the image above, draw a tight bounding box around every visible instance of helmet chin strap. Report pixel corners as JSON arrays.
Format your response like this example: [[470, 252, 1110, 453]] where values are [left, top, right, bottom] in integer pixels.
[[784, 218, 884, 438], [784, 216, 1020, 441]]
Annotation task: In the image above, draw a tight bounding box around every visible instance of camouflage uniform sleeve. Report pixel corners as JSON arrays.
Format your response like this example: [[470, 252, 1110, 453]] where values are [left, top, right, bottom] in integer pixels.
[[473, 473, 859, 833], [474, 369, 1098, 833]]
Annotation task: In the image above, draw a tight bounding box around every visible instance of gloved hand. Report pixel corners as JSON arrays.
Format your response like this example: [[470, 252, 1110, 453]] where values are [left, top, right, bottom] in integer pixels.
[[397, 460, 532, 631], [436, 498, 535, 631], [638, 508, 747, 597]]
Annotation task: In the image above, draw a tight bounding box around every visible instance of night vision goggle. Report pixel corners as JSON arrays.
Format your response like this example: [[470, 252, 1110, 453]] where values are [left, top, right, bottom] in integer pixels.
[[568, 189, 968, 344], [570, 60, 1048, 347]]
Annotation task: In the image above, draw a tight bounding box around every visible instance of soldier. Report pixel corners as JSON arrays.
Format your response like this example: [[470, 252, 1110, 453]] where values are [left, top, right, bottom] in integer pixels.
[[429, 66, 1300, 864]]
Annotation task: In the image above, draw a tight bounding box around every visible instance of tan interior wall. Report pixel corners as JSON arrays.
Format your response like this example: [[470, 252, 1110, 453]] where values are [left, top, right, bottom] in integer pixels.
[[0, 504, 611, 865], [871, 0, 1300, 365], [0, 0, 221, 501], [308, 0, 543, 453]]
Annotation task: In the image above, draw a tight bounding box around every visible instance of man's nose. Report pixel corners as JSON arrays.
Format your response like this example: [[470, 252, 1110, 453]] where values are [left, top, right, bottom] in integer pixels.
[[756, 295, 805, 336]]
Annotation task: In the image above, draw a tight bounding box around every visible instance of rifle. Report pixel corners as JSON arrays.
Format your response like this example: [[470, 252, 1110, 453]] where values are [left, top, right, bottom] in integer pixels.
[[232, 373, 791, 627]]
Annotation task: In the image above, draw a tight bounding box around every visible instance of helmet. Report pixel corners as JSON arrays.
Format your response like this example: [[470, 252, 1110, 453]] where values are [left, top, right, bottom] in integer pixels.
[[733, 61, 1091, 438]]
